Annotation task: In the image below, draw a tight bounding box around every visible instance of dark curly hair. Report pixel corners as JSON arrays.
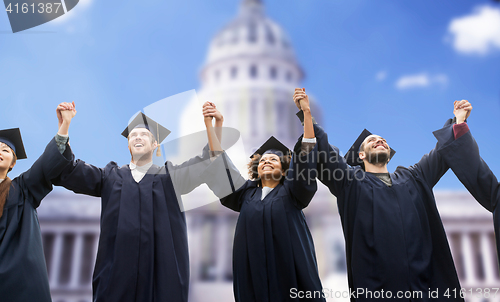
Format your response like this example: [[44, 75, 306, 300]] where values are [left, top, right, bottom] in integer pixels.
[[247, 153, 292, 185]]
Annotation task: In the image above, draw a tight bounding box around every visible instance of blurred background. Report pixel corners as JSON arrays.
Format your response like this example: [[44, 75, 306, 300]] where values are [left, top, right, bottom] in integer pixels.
[[2, 0, 500, 301]]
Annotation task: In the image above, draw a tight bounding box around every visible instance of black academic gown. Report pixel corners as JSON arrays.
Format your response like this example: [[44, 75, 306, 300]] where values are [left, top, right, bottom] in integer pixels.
[[0, 138, 72, 302], [304, 124, 463, 301], [436, 125, 500, 263], [53, 147, 211, 302], [212, 146, 325, 302]]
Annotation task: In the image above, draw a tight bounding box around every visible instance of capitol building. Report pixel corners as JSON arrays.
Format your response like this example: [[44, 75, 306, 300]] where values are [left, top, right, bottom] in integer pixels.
[[37, 1, 500, 301]]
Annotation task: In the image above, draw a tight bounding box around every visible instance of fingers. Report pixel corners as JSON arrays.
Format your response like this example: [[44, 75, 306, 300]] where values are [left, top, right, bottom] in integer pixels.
[[454, 99, 469, 109], [293, 94, 307, 103], [462, 104, 473, 111], [203, 101, 216, 107], [202, 108, 218, 117], [57, 102, 75, 111]]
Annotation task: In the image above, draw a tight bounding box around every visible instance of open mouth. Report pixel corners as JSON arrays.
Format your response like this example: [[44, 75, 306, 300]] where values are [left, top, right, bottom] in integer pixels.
[[134, 143, 144, 148], [262, 165, 274, 170]]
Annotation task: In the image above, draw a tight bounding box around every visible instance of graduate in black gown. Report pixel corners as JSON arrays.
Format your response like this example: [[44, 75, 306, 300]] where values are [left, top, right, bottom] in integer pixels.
[[436, 101, 500, 262], [200, 95, 326, 302], [292, 89, 464, 301], [0, 102, 74, 302], [53, 105, 226, 302]]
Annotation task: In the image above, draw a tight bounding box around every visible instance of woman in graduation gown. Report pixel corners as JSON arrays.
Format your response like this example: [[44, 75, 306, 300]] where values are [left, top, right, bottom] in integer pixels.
[[0, 102, 75, 302], [201, 90, 326, 302]]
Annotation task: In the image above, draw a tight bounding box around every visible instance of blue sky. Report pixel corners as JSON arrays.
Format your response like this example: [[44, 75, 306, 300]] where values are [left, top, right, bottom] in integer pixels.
[[1, 0, 499, 190]]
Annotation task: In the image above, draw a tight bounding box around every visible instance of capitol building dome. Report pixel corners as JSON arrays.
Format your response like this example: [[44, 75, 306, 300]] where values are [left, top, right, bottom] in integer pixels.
[[204, 0, 302, 80], [180, 0, 321, 154]]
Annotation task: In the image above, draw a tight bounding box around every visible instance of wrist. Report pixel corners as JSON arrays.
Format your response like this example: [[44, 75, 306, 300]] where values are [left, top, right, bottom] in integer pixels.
[[302, 107, 311, 114], [455, 116, 466, 124]]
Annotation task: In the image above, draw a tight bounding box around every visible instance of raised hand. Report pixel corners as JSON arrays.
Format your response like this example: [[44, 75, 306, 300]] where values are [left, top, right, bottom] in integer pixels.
[[453, 100, 472, 124], [202, 101, 224, 123], [293, 88, 310, 112], [56, 101, 76, 136], [57, 101, 76, 128]]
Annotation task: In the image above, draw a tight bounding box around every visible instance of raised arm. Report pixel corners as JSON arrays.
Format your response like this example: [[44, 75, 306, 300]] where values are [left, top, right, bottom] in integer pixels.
[[293, 89, 353, 198], [19, 102, 75, 206], [412, 100, 474, 189], [436, 101, 498, 212], [167, 101, 236, 196], [202, 101, 224, 155], [284, 88, 318, 209], [199, 101, 246, 202], [51, 102, 106, 197]]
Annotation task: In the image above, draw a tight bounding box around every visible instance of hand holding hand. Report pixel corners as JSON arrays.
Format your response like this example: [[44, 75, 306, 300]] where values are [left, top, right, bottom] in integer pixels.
[[453, 100, 472, 124], [57, 101, 77, 128], [293, 88, 310, 112], [202, 101, 223, 122]]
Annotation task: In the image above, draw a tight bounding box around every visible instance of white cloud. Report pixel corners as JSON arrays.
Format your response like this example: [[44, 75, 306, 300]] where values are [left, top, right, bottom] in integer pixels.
[[447, 5, 500, 55], [395, 73, 448, 90], [375, 70, 387, 81]]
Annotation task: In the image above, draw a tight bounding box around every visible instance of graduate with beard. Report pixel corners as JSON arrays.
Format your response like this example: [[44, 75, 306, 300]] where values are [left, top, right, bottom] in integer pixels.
[[293, 88, 468, 301], [0, 102, 74, 302], [52, 103, 229, 302]]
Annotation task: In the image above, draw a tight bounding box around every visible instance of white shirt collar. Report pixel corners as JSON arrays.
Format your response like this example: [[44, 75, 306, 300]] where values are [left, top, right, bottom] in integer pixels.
[[261, 186, 275, 200], [129, 161, 153, 172], [0, 179, 3, 183]]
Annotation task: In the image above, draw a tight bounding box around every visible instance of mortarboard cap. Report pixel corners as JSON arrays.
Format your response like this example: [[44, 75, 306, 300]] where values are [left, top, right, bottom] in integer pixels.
[[344, 129, 396, 167], [0, 128, 27, 159], [250, 136, 292, 159], [121, 112, 171, 156]]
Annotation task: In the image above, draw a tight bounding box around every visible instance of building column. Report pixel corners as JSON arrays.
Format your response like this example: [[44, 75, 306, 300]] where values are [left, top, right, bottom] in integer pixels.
[[214, 215, 229, 281], [480, 232, 496, 283], [50, 232, 63, 286], [461, 233, 477, 285], [69, 232, 84, 288]]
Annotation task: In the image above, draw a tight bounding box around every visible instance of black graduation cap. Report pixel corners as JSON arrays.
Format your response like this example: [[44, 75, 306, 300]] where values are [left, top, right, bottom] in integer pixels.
[[344, 129, 396, 167], [250, 136, 292, 159], [121, 112, 171, 156], [0, 128, 27, 159]]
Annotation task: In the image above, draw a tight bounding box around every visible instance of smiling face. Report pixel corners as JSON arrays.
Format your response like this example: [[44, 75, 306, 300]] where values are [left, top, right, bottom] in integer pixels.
[[0, 142, 16, 174], [127, 128, 158, 160], [359, 134, 391, 165], [257, 153, 284, 181]]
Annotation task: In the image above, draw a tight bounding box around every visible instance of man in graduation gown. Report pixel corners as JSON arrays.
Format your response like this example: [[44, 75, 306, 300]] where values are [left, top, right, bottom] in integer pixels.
[[0, 102, 75, 302], [292, 89, 465, 301], [435, 101, 500, 262], [53, 106, 223, 302]]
